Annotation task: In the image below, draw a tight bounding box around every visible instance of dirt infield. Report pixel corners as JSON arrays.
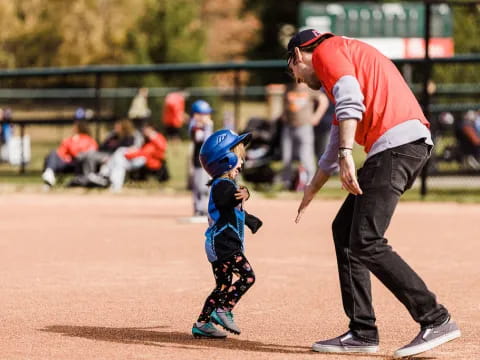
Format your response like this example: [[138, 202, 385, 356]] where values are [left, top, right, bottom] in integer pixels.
[[0, 193, 478, 360]]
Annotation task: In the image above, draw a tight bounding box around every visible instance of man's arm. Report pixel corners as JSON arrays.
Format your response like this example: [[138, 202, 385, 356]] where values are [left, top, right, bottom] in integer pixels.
[[338, 119, 362, 195], [295, 119, 361, 223], [295, 124, 338, 223]]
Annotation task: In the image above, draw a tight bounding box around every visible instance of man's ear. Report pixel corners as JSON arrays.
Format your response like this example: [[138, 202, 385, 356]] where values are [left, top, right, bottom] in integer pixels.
[[294, 47, 304, 64]]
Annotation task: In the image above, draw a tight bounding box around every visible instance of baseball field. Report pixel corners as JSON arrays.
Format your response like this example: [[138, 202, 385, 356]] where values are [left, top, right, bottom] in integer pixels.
[[0, 193, 478, 360]]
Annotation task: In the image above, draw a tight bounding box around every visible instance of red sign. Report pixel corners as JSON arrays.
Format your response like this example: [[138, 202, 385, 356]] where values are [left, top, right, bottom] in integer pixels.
[[404, 38, 454, 58]]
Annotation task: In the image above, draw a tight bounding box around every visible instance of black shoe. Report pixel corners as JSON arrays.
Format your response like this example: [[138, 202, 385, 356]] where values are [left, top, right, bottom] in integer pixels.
[[393, 317, 461, 358], [312, 331, 379, 353]]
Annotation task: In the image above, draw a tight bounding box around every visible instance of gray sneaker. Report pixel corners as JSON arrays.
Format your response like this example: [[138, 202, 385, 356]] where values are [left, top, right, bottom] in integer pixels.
[[192, 322, 227, 339], [312, 331, 379, 353], [393, 318, 461, 358], [211, 310, 241, 334]]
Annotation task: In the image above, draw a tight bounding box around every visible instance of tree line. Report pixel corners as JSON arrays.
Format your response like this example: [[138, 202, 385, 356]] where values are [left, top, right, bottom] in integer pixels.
[[0, 0, 478, 86]]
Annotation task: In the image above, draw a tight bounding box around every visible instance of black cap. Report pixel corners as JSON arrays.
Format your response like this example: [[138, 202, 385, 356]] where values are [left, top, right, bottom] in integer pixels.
[[287, 29, 332, 58]]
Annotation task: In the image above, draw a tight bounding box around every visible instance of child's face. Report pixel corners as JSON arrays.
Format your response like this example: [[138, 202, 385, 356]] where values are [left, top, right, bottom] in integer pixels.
[[194, 113, 211, 124], [227, 157, 244, 179]]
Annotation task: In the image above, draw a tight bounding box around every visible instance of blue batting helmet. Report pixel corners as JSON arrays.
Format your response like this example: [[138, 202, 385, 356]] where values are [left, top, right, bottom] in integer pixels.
[[191, 100, 212, 114], [199, 129, 252, 178]]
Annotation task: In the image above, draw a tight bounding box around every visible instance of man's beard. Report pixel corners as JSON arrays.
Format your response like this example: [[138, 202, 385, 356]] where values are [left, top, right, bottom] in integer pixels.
[[304, 76, 322, 90]]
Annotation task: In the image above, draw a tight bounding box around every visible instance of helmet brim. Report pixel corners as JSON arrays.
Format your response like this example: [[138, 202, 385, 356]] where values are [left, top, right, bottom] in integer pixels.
[[235, 132, 252, 148]]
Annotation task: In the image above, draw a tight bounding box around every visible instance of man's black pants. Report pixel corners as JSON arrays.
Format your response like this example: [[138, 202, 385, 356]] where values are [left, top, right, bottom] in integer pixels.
[[332, 139, 449, 342]]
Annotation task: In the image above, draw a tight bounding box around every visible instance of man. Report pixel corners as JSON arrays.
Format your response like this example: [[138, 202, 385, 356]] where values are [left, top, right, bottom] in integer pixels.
[[281, 82, 324, 190], [289, 29, 460, 358]]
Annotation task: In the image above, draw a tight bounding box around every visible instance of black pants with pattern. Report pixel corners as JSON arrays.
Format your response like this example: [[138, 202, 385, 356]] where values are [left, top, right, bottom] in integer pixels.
[[197, 252, 255, 323], [333, 139, 449, 342]]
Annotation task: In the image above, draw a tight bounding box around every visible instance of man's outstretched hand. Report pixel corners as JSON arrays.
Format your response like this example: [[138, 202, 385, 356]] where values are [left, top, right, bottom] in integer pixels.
[[295, 168, 330, 224], [295, 184, 316, 223]]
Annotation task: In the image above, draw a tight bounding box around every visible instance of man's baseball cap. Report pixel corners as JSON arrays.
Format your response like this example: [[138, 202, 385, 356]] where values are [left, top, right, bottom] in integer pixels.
[[287, 29, 333, 59]]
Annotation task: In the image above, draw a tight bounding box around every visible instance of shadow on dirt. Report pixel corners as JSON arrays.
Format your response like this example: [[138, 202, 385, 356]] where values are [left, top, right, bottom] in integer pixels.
[[40, 325, 436, 358], [41, 324, 311, 354]]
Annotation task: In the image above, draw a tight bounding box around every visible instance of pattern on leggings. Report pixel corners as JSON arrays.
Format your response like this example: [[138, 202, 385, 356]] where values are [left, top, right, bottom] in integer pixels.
[[197, 252, 255, 322]]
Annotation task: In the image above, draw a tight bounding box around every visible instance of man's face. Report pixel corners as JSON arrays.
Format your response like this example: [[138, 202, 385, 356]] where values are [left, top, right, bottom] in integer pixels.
[[288, 49, 322, 90]]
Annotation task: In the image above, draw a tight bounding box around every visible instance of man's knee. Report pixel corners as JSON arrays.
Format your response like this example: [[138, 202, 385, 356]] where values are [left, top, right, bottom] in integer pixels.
[[350, 236, 391, 261]]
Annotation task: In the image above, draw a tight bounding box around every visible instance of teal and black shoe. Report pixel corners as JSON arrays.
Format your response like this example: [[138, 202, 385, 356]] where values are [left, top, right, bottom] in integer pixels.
[[211, 310, 241, 335], [192, 322, 227, 339]]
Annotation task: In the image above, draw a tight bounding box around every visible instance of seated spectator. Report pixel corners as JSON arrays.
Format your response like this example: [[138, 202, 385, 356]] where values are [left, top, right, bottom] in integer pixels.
[[69, 118, 143, 187], [96, 125, 167, 192], [457, 110, 480, 169], [41, 120, 98, 187]]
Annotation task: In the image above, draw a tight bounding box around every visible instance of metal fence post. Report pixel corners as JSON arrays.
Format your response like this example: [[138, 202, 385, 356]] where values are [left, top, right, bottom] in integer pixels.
[[94, 73, 102, 142], [233, 70, 241, 131], [20, 123, 25, 174], [420, 1, 433, 197]]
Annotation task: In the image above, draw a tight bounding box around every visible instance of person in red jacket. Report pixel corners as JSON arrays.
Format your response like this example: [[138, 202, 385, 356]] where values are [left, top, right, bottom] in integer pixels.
[[288, 29, 460, 358], [162, 91, 187, 139], [101, 125, 167, 192], [42, 120, 98, 187]]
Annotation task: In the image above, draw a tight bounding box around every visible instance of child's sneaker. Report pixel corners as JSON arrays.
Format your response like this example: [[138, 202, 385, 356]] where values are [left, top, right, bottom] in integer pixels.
[[211, 309, 241, 334], [192, 322, 227, 339]]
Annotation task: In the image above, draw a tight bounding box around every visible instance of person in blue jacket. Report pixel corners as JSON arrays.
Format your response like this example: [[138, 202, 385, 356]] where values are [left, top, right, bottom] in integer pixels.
[[192, 129, 263, 339]]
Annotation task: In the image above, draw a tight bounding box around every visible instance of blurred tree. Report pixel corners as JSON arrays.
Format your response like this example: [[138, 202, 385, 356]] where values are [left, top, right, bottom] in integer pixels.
[[0, 0, 144, 68], [202, 0, 261, 87], [433, 3, 480, 85], [244, 0, 298, 60], [0, 0, 261, 70], [203, 0, 260, 62], [127, 0, 205, 65], [243, 0, 299, 84], [1, 0, 477, 86]]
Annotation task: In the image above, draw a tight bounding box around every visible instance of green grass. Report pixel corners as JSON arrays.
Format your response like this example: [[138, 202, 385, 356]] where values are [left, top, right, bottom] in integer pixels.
[[0, 137, 193, 193], [256, 184, 480, 203], [1, 133, 480, 202], [401, 187, 480, 203]]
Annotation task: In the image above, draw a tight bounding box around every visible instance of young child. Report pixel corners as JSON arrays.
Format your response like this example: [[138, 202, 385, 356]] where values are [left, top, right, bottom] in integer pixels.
[[188, 100, 214, 216], [192, 129, 263, 339]]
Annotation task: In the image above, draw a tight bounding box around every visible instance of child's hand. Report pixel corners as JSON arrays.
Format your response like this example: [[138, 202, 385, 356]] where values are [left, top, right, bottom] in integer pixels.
[[235, 186, 250, 202]]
